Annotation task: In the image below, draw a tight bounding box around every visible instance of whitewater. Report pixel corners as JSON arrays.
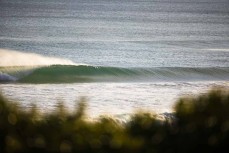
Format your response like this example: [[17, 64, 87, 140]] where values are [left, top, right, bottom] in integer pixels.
[[0, 0, 229, 119]]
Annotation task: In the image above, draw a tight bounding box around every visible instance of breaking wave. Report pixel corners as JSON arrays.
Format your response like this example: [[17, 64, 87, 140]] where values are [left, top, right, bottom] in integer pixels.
[[1, 49, 228, 83], [1, 65, 229, 83]]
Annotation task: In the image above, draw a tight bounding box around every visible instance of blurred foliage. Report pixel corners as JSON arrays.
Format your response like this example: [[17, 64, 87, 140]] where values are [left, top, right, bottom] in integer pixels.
[[0, 89, 229, 153]]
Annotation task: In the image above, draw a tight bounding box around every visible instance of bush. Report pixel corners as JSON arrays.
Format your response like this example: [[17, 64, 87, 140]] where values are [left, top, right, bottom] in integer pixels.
[[0, 89, 228, 153]]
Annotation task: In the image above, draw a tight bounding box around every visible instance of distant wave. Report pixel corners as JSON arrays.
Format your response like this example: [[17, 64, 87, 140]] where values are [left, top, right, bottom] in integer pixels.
[[1, 65, 229, 83]]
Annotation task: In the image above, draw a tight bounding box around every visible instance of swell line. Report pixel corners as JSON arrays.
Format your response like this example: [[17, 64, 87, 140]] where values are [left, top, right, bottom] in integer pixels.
[[1, 65, 229, 83]]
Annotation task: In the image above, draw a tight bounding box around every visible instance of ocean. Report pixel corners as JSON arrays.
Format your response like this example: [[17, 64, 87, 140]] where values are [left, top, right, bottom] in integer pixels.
[[0, 0, 229, 119]]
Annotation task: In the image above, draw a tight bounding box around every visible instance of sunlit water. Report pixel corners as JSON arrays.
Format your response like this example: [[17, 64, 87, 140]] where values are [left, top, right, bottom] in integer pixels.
[[1, 82, 228, 119]]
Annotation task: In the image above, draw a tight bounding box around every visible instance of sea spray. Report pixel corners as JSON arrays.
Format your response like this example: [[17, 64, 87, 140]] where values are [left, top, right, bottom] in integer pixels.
[[0, 49, 82, 82], [0, 49, 77, 67]]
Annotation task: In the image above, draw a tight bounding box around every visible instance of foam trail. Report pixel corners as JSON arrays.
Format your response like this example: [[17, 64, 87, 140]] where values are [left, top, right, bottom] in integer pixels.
[[0, 49, 76, 67], [202, 48, 229, 52]]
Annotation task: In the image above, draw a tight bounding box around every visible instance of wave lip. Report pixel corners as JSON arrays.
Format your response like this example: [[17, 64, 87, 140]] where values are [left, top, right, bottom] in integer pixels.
[[1, 65, 229, 84]]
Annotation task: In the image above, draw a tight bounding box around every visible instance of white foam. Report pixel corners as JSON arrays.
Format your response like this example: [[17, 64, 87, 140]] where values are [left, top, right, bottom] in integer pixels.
[[0, 49, 77, 67], [203, 48, 229, 52]]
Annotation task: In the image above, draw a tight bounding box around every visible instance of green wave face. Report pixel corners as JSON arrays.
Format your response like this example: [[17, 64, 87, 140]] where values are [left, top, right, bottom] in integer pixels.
[[19, 65, 138, 83], [1, 65, 229, 83]]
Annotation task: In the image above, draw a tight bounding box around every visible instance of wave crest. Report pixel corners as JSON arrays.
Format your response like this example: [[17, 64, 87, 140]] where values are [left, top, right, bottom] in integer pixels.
[[0, 49, 76, 67]]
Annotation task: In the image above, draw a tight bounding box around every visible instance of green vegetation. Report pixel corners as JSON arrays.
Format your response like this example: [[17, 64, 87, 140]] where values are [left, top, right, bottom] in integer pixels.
[[0, 89, 229, 153]]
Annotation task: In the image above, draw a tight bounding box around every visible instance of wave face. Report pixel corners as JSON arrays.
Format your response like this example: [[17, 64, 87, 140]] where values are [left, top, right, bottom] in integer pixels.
[[1, 65, 229, 83]]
